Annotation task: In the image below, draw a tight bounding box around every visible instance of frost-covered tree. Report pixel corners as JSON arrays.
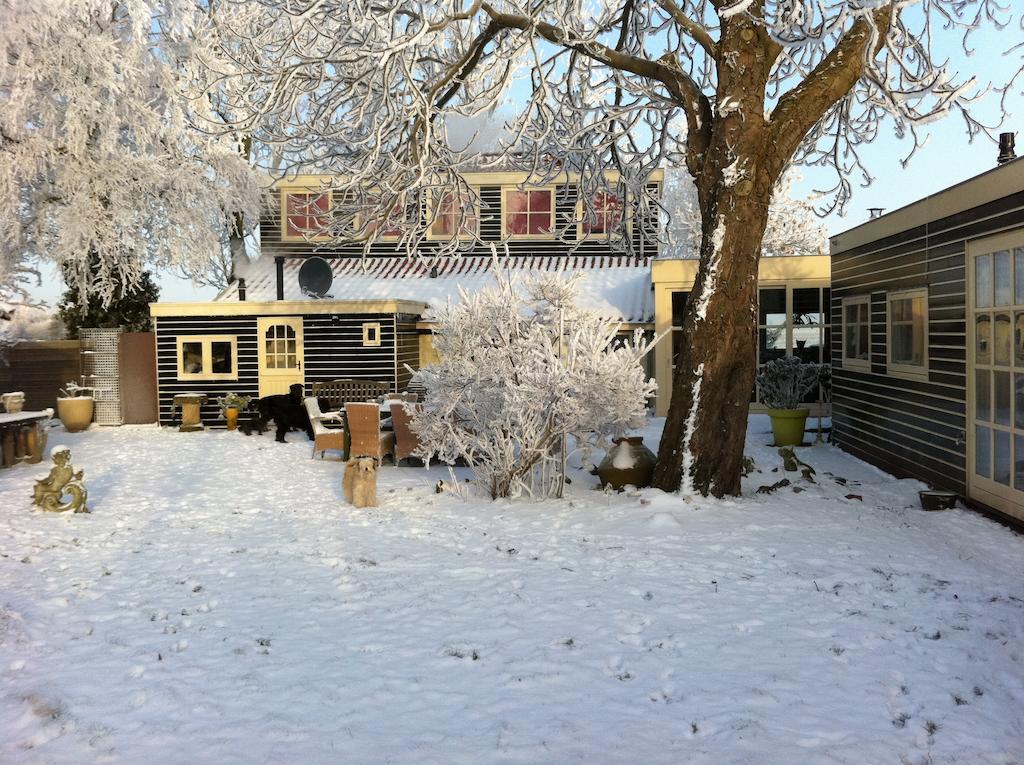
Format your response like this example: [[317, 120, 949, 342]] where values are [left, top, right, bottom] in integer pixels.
[[196, 0, 1020, 497], [0, 0, 263, 305], [411, 265, 659, 499], [663, 166, 827, 258]]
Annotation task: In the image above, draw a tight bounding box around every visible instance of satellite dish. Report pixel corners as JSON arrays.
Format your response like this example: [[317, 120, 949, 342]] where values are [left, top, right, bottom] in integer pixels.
[[298, 257, 333, 299]]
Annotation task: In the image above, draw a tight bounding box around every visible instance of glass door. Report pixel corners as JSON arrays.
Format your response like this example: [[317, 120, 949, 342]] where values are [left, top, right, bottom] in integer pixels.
[[256, 317, 305, 397], [969, 241, 1024, 520]]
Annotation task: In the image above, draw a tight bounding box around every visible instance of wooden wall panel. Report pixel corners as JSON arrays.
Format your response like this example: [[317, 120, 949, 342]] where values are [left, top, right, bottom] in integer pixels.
[[0, 340, 81, 411], [830, 189, 1024, 499]]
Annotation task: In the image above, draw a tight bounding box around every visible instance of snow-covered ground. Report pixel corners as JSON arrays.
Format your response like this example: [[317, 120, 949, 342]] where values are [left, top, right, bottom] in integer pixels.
[[1, 417, 1022, 764]]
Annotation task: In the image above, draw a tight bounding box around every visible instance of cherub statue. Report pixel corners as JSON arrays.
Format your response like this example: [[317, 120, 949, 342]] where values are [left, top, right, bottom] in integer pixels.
[[32, 447, 89, 513]]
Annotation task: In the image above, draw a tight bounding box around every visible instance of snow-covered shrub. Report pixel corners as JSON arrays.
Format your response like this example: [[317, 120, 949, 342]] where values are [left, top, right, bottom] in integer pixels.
[[756, 357, 824, 410], [411, 267, 660, 499]]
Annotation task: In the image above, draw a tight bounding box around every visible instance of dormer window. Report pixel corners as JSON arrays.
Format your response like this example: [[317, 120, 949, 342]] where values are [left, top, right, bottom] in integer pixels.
[[502, 187, 554, 238], [429, 189, 478, 239], [283, 192, 331, 240], [580, 190, 624, 237]]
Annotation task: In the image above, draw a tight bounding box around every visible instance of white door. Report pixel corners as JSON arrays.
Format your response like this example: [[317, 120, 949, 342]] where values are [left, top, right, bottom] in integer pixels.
[[257, 317, 305, 397], [968, 236, 1024, 521]]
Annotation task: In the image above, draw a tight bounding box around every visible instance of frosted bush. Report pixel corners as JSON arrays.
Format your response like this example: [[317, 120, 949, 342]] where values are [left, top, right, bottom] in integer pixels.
[[411, 265, 660, 500]]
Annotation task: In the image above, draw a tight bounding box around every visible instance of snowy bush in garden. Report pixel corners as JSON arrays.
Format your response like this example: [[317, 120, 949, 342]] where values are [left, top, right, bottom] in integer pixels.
[[756, 357, 824, 410], [411, 266, 660, 500]]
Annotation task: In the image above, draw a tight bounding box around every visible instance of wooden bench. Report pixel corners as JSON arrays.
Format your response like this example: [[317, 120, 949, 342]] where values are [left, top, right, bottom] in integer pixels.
[[311, 379, 391, 409]]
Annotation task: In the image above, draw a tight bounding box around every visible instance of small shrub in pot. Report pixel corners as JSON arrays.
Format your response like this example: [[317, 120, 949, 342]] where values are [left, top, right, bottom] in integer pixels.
[[756, 357, 823, 446]]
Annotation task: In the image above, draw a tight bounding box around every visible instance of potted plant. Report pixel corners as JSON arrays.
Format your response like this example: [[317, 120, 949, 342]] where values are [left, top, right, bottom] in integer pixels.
[[56, 383, 95, 433], [217, 392, 251, 431], [2, 391, 25, 413], [756, 357, 823, 446]]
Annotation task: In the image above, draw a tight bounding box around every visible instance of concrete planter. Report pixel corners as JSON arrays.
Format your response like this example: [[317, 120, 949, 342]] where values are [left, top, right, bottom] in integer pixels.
[[57, 397, 94, 433], [767, 408, 810, 447]]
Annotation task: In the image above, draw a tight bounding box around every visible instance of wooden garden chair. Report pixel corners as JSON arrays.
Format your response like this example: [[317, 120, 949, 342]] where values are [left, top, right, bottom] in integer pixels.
[[390, 402, 424, 465], [345, 402, 395, 463], [304, 397, 346, 460], [387, 392, 419, 403]]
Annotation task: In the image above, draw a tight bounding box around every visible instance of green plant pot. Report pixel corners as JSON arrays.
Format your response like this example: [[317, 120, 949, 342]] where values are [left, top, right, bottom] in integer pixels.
[[767, 408, 810, 446]]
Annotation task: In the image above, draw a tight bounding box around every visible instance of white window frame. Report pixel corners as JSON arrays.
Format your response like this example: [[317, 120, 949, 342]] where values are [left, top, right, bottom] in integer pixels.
[[280, 190, 333, 242], [841, 295, 871, 371], [886, 288, 929, 380], [362, 322, 382, 347], [177, 335, 238, 381], [500, 185, 557, 240], [426, 188, 479, 241]]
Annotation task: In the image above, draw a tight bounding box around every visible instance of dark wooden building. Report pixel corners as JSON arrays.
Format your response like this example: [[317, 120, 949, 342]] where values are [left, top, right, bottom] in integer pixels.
[[151, 300, 425, 427], [829, 156, 1024, 523]]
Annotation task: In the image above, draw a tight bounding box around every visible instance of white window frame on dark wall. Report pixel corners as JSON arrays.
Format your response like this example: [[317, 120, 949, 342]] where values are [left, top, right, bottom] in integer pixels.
[[841, 295, 872, 371], [176, 335, 238, 381], [362, 322, 382, 347], [886, 288, 929, 380]]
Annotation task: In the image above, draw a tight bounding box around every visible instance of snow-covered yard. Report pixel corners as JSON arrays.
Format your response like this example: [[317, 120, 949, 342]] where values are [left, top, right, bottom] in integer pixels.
[[1, 417, 1022, 764]]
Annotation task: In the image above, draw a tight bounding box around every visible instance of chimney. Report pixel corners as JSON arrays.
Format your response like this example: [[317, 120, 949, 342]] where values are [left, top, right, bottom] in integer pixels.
[[868, 207, 885, 219], [997, 132, 1016, 165]]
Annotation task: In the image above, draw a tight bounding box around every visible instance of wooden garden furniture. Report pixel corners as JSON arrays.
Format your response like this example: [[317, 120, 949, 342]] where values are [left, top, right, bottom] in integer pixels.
[[311, 379, 390, 409], [303, 397, 346, 460], [344, 402, 395, 463], [390, 402, 423, 465]]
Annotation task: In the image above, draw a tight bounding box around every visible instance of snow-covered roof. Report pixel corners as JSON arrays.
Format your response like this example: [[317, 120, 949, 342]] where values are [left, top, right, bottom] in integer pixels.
[[220, 256, 654, 324]]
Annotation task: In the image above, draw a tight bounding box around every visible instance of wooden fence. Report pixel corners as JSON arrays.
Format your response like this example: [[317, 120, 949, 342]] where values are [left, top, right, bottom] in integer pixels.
[[0, 341, 82, 411]]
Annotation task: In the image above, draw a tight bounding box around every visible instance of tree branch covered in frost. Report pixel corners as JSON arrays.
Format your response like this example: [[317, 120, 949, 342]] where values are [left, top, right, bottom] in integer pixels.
[[191, 0, 1019, 241], [0, 0, 264, 304], [411, 264, 660, 499], [662, 166, 828, 258]]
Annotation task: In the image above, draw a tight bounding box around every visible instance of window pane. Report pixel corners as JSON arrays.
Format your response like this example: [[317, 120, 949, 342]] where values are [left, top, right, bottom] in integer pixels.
[[994, 250, 1012, 306], [976, 369, 991, 422], [671, 330, 684, 368], [527, 212, 550, 235], [823, 327, 832, 365], [1016, 434, 1024, 490], [793, 288, 822, 324], [759, 289, 786, 326], [995, 313, 1012, 366], [506, 190, 528, 214], [211, 342, 232, 374], [759, 328, 786, 364], [1016, 248, 1024, 303], [994, 429, 1011, 486], [1016, 312, 1024, 365], [858, 323, 869, 360], [844, 302, 859, 326], [1016, 373, 1024, 429], [994, 370, 1011, 426], [976, 314, 991, 365], [793, 326, 821, 363], [976, 255, 992, 308], [182, 342, 203, 374], [975, 425, 991, 478], [823, 289, 832, 320], [507, 213, 528, 235], [671, 292, 689, 327], [529, 189, 551, 212]]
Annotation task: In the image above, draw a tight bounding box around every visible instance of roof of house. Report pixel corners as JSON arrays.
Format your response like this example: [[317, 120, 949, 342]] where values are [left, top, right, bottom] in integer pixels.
[[830, 155, 1024, 256], [219, 255, 654, 324]]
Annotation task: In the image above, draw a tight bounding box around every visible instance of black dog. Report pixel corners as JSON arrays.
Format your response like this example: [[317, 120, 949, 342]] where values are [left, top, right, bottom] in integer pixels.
[[250, 383, 313, 443]]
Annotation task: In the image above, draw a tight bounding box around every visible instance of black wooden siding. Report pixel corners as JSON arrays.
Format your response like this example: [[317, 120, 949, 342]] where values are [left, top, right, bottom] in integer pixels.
[[830, 189, 1024, 495], [395, 316, 420, 393], [261, 183, 661, 262], [156, 312, 416, 427]]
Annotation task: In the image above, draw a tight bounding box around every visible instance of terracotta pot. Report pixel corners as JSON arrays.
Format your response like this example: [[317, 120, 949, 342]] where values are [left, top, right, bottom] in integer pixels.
[[57, 397, 94, 433], [598, 436, 656, 490], [225, 407, 239, 431], [767, 408, 809, 446], [2, 392, 25, 413]]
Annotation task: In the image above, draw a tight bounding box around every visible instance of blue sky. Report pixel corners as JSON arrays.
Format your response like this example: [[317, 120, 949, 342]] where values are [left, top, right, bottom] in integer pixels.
[[27, 17, 1022, 306]]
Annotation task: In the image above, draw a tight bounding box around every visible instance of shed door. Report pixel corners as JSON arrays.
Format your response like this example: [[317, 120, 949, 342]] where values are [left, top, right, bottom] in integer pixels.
[[968, 241, 1024, 521], [257, 317, 304, 398]]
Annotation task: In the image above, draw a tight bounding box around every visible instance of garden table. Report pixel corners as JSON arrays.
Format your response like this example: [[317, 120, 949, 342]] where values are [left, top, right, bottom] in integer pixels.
[[0, 409, 53, 468]]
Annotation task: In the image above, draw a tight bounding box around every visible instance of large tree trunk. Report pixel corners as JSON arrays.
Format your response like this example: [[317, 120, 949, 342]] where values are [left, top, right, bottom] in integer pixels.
[[652, 155, 774, 497]]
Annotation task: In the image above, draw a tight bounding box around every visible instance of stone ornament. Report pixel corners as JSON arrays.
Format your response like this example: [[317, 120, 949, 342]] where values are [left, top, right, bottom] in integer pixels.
[[33, 446, 89, 513]]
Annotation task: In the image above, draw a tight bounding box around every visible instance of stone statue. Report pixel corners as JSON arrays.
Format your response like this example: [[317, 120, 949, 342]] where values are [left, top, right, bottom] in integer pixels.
[[32, 447, 89, 513]]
